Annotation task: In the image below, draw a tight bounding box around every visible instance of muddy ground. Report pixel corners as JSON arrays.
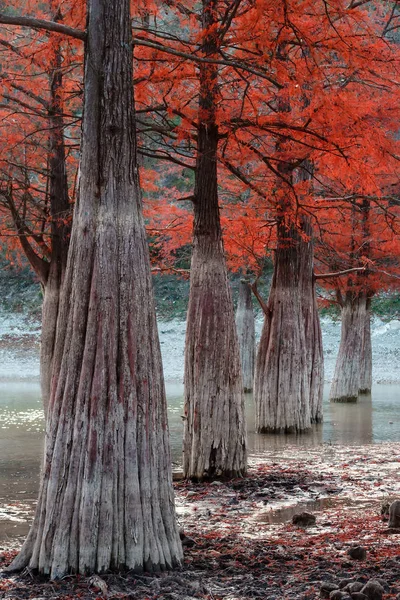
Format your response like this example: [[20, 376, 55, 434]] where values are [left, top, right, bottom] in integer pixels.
[[0, 444, 400, 599]]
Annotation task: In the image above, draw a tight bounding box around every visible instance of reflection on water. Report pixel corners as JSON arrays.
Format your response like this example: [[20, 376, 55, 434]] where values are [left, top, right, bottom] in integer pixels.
[[0, 382, 43, 543], [166, 385, 400, 459], [327, 393, 373, 445], [0, 381, 399, 541], [1, 382, 400, 462]]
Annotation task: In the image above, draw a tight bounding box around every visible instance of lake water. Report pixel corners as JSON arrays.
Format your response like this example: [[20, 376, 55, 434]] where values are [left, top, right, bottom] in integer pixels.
[[0, 380, 399, 544]]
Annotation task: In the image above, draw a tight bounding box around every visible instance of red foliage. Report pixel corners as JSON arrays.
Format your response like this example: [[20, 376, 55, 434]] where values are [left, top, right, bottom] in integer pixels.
[[0, 0, 399, 290]]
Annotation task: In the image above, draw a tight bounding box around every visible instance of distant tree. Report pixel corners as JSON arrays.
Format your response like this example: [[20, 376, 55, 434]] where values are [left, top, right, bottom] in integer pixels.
[[316, 197, 400, 402], [135, 0, 399, 434], [235, 279, 255, 393], [213, 1, 399, 431], [182, 0, 246, 480]]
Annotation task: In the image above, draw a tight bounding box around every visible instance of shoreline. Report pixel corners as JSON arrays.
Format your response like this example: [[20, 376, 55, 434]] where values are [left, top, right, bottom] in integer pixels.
[[0, 314, 400, 384]]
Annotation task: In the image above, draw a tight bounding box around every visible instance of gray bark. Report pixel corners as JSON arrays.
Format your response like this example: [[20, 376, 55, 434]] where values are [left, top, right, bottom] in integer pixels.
[[300, 230, 324, 424], [359, 297, 372, 393], [184, 236, 247, 480], [236, 280, 255, 392], [254, 216, 323, 433], [329, 292, 372, 402], [183, 0, 246, 480], [8, 0, 182, 577]]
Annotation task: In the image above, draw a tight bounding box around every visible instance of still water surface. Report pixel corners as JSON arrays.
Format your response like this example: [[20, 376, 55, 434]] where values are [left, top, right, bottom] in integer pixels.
[[0, 380, 399, 542]]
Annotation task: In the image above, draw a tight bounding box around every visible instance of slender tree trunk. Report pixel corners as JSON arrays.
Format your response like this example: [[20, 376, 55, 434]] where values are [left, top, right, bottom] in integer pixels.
[[329, 291, 371, 401], [297, 162, 323, 424], [359, 297, 372, 393], [236, 279, 255, 392], [359, 200, 373, 395], [9, 0, 182, 577], [183, 0, 246, 480], [299, 221, 324, 424], [254, 215, 323, 432], [41, 40, 71, 415]]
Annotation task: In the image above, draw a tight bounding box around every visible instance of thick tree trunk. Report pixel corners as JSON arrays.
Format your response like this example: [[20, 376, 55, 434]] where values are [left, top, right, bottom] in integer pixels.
[[183, 0, 246, 480], [41, 43, 71, 415], [329, 292, 372, 401], [9, 0, 182, 577], [184, 235, 247, 479], [254, 216, 323, 433], [236, 280, 255, 392]]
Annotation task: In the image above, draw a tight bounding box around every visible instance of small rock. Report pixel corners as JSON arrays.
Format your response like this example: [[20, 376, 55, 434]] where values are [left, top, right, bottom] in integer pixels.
[[210, 481, 222, 486], [292, 512, 316, 527], [186, 491, 197, 498], [321, 582, 340, 598], [383, 559, 397, 568], [89, 575, 108, 595], [330, 591, 351, 600], [346, 582, 364, 594], [340, 579, 355, 589], [179, 531, 196, 547], [388, 500, 400, 528], [181, 536, 196, 547], [361, 580, 384, 600], [348, 546, 367, 560]]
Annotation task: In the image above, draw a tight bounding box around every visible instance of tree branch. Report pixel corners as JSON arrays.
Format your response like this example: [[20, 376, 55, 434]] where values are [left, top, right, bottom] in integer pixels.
[[314, 266, 366, 280], [250, 280, 269, 317], [151, 266, 190, 276], [133, 36, 282, 88], [0, 13, 86, 41]]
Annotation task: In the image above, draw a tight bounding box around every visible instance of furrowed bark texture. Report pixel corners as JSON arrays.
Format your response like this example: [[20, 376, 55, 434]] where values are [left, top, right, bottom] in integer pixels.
[[235, 280, 255, 392], [9, 0, 182, 577], [41, 43, 71, 415], [254, 216, 323, 433], [183, 0, 246, 480], [329, 292, 372, 402], [297, 163, 323, 424], [359, 297, 372, 393], [299, 220, 324, 425], [359, 201, 373, 395]]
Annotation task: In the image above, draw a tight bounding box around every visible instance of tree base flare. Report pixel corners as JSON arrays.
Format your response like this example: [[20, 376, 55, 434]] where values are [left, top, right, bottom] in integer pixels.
[[257, 425, 312, 434], [330, 395, 358, 403], [329, 293, 372, 403], [254, 217, 323, 434]]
